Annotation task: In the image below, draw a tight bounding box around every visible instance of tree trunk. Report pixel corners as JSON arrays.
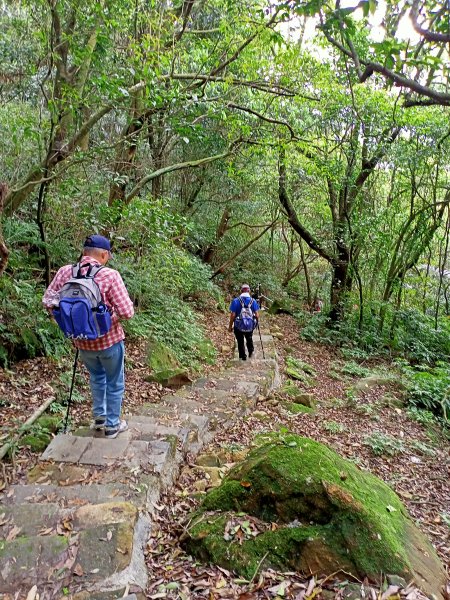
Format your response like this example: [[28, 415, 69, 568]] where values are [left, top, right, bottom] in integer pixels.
[[0, 183, 9, 277], [203, 207, 231, 264], [329, 255, 352, 322]]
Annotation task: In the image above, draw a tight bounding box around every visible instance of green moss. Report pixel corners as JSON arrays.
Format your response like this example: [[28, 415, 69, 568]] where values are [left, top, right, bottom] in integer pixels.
[[184, 435, 444, 586], [286, 403, 314, 414], [20, 431, 51, 451], [196, 339, 216, 364], [201, 480, 249, 512], [35, 415, 61, 433], [146, 339, 182, 383]]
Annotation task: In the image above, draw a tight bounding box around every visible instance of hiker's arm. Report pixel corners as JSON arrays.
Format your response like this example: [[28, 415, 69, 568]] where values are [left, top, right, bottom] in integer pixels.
[[254, 310, 259, 322], [229, 312, 236, 332], [108, 273, 134, 320]]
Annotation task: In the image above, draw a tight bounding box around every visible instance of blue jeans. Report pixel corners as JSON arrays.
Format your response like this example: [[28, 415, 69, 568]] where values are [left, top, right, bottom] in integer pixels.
[[79, 341, 125, 428]]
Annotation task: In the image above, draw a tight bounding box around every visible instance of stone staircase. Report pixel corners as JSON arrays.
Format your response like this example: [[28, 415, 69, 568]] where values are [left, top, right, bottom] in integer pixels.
[[0, 331, 280, 599]]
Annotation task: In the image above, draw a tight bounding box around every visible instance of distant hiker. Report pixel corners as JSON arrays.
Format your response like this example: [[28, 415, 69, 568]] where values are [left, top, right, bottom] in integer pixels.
[[229, 284, 260, 361], [43, 235, 134, 438], [312, 297, 323, 313]]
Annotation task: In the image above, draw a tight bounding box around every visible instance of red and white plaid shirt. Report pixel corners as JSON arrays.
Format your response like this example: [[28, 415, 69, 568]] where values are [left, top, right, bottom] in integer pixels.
[[43, 257, 134, 351]]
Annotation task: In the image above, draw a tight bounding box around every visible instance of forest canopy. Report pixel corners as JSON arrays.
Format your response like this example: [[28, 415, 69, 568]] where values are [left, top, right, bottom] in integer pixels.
[[1, 0, 450, 420]]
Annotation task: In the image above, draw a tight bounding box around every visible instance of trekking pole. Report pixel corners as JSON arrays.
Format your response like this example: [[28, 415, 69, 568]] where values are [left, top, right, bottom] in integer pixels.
[[257, 321, 265, 359], [63, 348, 79, 434]]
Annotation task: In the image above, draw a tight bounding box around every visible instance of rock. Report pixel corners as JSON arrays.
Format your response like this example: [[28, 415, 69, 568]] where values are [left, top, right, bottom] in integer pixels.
[[252, 410, 270, 421], [272, 332, 284, 340], [341, 583, 372, 599], [286, 403, 314, 415], [354, 375, 406, 393], [221, 346, 232, 354], [145, 340, 191, 388], [183, 435, 446, 598], [280, 383, 316, 408], [195, 453, 221, 467], [192, 479, 209, 492], [284, 356, 316, 383], [193, 466, 223, 487], [386, 574, 407, 587]]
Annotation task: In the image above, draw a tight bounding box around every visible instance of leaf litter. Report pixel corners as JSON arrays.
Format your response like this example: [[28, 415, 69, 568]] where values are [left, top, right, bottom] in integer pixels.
[[1, 307, 448, 597]]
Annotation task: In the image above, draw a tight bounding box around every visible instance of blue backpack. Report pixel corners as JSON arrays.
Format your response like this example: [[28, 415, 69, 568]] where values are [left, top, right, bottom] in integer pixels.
[[53, 263, 112, 340], [234, 297, 256, 332]]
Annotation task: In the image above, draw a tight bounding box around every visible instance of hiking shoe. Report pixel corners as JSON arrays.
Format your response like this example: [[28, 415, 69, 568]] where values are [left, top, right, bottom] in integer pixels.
[[104, 420, 128, 439], [248, 351, 253, 358], [91, 417, 106, 431], [240, 356, 247, 361]]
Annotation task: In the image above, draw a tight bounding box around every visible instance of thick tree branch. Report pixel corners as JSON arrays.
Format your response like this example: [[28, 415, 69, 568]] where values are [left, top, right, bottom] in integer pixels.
[[124, 146, 236, 204], [227, 103, 298, 139], [320, 26, 450, 106], [210, 219, 276, 279], [278, 148, 335, 265]]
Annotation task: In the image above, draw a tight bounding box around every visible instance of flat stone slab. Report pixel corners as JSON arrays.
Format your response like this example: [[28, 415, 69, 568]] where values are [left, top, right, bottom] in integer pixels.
[[127, 419, 190, 448], [77, 436, 131, 466], [0, 532, 73, 594], [1, 483, 139, 507], [41, 434, 90, 462], [123, 439, 174, 473], [0, 502, 63, 537], [40, 433, 136, 466], [235, 381, 260, 399], [193, 378, 236, 391]]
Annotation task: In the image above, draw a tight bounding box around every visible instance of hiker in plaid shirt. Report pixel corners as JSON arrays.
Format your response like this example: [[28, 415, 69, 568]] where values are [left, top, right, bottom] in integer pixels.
[[43, 235, 134, 438]]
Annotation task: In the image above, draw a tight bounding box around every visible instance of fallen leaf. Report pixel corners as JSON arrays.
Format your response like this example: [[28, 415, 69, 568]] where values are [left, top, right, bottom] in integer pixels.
[[73, 563, 84, 576], [25, 585, 37, 600], [7, 525, 21, 541], [240, 481, 252, 488]]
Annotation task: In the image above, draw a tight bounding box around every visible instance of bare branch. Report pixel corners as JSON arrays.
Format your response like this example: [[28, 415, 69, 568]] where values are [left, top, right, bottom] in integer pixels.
[[227, 102, 298, 139], [410, 1, 450, 44]]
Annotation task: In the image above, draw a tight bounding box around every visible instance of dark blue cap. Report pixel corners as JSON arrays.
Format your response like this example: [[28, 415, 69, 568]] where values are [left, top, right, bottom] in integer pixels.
[[84, 235, 112, 254]]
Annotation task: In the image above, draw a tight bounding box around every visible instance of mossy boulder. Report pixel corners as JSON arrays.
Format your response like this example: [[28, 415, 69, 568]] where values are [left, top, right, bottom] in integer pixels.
[[183, 435, 445, 597], [145, 340, 191, 387]]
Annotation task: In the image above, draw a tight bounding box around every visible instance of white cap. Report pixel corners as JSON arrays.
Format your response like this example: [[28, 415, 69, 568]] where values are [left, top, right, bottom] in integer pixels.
[[241, 283, 250, 291]]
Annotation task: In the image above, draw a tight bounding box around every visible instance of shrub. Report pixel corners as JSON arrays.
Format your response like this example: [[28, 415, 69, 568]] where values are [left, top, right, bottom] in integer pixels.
[[364, 432, 405, 456], [401, 362, 450, 420]]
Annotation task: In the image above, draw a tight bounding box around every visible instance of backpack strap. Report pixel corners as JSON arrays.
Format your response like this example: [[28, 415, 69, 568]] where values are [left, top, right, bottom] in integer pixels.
[[239, 296, 253, 312]]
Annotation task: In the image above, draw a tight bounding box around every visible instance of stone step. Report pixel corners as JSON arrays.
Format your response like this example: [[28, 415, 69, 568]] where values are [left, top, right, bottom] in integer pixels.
[[160, 393, 236, 422], [127, 418, 191, 452], [137, 403, 212, 437], [39, 431, 176, 480], [0, 327, 281, 598], [0, 500, 144, 595], [1, 481, 141, 508]]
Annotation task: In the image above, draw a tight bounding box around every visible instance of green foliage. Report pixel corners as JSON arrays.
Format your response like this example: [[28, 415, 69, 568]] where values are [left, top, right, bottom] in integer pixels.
[[322, 420, 345, 434], [407, 406, 438, 426], [392, 310, 450, 364], [400, 362, 450, 421], [337, 361, 371, 378], [364, 432, 405, 456]]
